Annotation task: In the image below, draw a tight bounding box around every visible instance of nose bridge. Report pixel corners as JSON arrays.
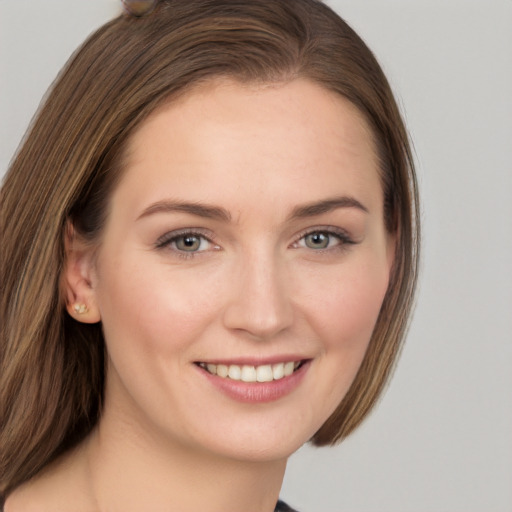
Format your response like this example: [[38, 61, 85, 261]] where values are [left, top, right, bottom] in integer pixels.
[[222, 244, 293, 339]]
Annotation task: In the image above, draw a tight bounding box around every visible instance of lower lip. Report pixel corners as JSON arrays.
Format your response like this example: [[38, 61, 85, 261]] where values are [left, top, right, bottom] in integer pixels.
[[197, 361, 311, 403]]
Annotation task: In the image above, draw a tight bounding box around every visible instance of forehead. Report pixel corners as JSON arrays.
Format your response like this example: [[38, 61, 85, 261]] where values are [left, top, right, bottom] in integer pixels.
[[113, 78, 381, 219]]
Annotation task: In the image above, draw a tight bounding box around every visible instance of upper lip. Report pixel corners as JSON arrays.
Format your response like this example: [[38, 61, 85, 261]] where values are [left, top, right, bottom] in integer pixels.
[[194, 355, 311, 366]]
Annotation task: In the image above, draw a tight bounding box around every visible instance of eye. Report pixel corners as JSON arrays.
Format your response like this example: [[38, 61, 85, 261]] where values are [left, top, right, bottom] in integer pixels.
[[303, 232, 333, 249], [174, 234, 208, 252], [155, 230, 218, 254], [294, 228, 354, 251]]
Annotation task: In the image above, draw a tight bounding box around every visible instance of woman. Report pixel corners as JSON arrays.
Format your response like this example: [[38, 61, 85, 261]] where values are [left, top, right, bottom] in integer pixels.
[[0, 0, 419, 510]]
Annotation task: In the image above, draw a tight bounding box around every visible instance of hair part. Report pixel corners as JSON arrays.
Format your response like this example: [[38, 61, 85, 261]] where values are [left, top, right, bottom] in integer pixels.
[[0, 0, 420, 495]]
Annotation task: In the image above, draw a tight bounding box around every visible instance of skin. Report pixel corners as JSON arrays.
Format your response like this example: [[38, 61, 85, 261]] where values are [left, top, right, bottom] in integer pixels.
[[6, 78, 394, 512]]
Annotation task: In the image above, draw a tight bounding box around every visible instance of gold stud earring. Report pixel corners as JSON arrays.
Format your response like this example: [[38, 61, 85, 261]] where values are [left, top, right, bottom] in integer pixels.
[[73, 304, 89, 315]]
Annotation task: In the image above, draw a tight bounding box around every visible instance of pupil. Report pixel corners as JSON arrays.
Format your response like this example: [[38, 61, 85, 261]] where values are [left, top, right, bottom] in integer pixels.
[[178, 236, 200, 251], [307, 232, 329, 249]]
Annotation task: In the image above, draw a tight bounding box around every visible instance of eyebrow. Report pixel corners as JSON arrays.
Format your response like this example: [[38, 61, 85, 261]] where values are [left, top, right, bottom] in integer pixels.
[[288, 196, 368, 220], [137, 200, 232, 222], [137, 195, 367, 223]]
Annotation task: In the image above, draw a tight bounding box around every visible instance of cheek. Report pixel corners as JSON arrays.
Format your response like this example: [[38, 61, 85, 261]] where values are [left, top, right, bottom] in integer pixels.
[[298, 257, 388, 407], [283, 257, 391, 437], [94, 254, 223, 363], [299, 258, 390, 352]]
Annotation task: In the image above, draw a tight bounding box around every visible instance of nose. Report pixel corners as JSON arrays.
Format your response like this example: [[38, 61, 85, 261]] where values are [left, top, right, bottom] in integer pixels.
[[222, 250, 294, 340]]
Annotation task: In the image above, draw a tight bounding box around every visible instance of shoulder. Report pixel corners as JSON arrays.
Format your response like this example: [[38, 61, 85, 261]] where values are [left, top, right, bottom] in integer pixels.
[[3, 481, 50, 512], [3, 477, 72, 512], [4, 477, 91, 512], [3, 447, 92, 512]]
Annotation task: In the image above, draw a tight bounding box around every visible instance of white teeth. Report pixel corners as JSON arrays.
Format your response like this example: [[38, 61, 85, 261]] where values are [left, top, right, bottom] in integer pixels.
[[256, 365, 274, 382], [217, 364, 228, 378], [284, 361, 295, 377], [199, 361, 302, 382], [228, 365, 241, 380], [241, 365, 257, 383], [272, 363, 285, 380]]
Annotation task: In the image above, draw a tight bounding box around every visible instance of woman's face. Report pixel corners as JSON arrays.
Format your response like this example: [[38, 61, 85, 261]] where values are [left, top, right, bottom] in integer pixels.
[[82, 78, 394, 461]]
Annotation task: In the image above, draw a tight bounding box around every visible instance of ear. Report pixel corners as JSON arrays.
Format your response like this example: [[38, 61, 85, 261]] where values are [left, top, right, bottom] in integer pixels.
[[62, 221, 101, 324]]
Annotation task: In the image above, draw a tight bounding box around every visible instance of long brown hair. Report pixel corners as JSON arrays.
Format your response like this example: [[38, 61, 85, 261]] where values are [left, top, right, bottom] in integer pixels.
[[0, 0, 420, 496]]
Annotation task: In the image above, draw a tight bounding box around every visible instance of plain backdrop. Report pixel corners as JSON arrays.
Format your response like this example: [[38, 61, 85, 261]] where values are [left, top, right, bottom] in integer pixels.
[[1, 1, 511, 511]]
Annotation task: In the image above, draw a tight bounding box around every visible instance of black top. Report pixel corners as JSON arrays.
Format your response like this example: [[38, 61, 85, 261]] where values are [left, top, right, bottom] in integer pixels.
[[275, 499, 299, 511]]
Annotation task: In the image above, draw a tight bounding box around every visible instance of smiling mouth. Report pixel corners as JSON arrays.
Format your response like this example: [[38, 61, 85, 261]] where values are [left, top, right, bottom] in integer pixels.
[[196, 361, 305, 383]]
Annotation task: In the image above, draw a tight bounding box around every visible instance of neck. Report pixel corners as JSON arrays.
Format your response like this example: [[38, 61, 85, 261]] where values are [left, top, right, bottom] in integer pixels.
[[83, 405, 287, 512]]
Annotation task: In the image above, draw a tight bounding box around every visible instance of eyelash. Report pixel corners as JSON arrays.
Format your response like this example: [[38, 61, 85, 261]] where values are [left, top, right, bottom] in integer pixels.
[[291, 227, 355, 253], [155, 226, 355, 258], [155, 229, 218, 259]]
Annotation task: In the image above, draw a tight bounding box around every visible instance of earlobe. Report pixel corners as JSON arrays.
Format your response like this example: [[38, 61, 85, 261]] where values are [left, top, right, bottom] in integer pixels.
[[62, 221, 101, 324]]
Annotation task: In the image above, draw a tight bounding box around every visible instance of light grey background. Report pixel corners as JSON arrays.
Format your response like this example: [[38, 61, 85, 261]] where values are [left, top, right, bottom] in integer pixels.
[[1, 1, 511, 511]]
